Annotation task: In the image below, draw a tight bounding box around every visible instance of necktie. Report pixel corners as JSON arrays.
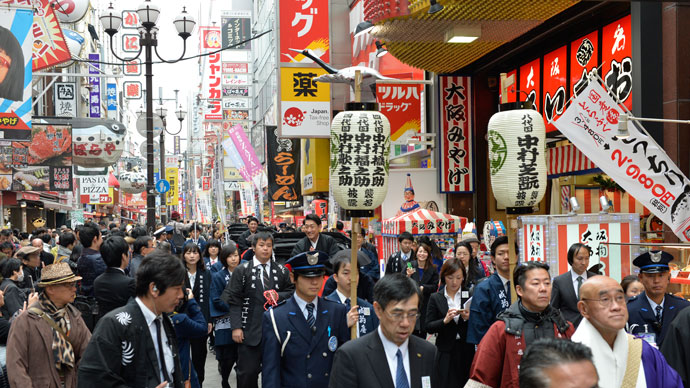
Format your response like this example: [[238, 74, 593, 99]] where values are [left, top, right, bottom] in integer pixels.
[[576, 276, 584, 297], [306, 303, 316, 328], [395, 349, 409, 388], [345, 298, 351, 309], [154, 318, 172, 384], [655, 305, 663, 322], [262, 264, 270, 290], [506, 280, 511, 301]]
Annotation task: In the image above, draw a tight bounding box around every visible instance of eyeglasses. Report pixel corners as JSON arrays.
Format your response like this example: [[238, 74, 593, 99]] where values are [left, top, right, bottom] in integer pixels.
[[384, 309, 420, 322], [582, 294, 626, 308]]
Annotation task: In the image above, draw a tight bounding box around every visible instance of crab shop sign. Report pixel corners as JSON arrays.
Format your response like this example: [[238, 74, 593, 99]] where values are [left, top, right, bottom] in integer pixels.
[[79, 175, 109, 204], [330, 102, 390, 210]]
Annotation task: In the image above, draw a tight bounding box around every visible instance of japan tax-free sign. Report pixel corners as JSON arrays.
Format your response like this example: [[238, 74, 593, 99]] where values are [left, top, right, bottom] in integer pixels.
[[554, 81, 690, 241]]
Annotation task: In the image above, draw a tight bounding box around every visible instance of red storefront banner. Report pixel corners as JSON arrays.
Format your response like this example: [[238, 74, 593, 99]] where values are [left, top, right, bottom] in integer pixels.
[[542, 45, 567, 132], [519, 58, 541, 111], [602, 15, 632, 111], [570, 30, 599, 96], [32, 0, 72, 71], [376, 83, 422, 143], [278, 0, 329, 64], [202, 176, 211, 191], [200, 26, 222, 120], [438, 76, 473, 193]]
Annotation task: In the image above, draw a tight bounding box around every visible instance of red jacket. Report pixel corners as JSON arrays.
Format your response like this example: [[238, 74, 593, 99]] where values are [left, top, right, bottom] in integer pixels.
[[467, 304, 575, 388]]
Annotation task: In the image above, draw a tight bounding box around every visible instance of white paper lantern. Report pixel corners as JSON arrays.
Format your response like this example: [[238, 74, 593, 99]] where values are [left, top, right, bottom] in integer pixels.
[[71, 118, 126, 167], [488, 109, 547, 208], [119, 170, 147, 194], [330, 102, 391, 211]]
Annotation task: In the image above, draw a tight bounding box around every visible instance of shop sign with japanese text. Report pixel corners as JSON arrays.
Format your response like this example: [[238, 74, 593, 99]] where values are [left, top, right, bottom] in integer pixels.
[[123, 81, 142, 99], [438, 76, 473, 193], [32, 0, 71, 71], [54, 82, 76, 117], [221, 11, 251, 50], [222, 98, 250, 110], [123, 59, 141, 76], [0, 7, 33, 133], [519, 58, 541, 111], [222, 63, 248, 73], [106, 83, 117, 119], [121, 33, 140, 53], [266, 126, 301, 201], [223, 86, 250, 97], [227, 123, 262, 181], [200, 26, 222, 120], [602, 15, 632, 111], [376, 83, 422, 143], [554, 81, 690, 241], [88, 53, 100, 118], [570, 31, 599, 97], [279, 67, 331, 137], [278, 0, 329, 64], [121, 10, 139, 29], [166, 167, 179, 206], [542, 46, 567, 132]]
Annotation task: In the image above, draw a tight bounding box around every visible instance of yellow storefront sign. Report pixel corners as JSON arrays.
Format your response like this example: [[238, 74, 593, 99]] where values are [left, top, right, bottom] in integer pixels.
[[165, 167, 179, 206], [280, 67, 331, 102]]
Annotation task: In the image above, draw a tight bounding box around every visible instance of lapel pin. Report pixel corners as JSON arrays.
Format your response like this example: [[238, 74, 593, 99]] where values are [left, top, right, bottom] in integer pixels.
[[417, 353, 422, 358]]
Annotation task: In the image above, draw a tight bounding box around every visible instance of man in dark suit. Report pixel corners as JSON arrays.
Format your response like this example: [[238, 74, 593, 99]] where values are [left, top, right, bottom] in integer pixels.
[[221, 231, 294, 388], [384, 232, 415, 275], [291, 214, 340, 258], [551, 243, 597, 327], [263, 251, 355, 388], [238, 216, 259, 254], [628, 250, 690, 347], [94, 236, 136, 321], [329, 273, 437, 388]]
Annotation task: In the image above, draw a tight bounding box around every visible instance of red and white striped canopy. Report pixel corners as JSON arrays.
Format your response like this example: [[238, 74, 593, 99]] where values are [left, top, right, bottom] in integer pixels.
[[548, 144, 599, 178], [382, 209, 467, 236]]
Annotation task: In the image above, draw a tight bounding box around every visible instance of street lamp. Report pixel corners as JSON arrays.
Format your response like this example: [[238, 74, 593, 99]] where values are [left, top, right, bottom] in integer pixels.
[[100, 0, 196, 232]]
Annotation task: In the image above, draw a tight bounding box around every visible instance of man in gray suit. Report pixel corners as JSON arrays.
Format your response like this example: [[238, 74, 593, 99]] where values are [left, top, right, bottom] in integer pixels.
[[329, 273, 437, 388], [551, 243, 597, 327]]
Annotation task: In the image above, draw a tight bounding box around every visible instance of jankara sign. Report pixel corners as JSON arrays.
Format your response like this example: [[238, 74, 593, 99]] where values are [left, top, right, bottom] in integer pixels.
[[554, 80, 690, 241], [438, 76, 473, 193]]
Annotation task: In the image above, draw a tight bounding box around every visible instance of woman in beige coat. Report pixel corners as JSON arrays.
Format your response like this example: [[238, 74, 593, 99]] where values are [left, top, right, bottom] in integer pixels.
[[6, 262, 91, 388]]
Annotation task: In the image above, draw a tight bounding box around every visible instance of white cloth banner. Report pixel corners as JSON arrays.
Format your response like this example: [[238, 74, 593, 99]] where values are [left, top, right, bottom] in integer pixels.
[[554, 81, 690, 241]]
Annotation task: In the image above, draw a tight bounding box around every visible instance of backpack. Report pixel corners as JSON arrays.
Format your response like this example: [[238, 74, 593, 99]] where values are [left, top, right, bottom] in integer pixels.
[[170, 223, 186, 253]]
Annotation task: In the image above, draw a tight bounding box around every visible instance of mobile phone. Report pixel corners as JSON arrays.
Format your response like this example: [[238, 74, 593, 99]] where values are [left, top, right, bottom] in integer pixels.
[[407, 262, 413, 269]]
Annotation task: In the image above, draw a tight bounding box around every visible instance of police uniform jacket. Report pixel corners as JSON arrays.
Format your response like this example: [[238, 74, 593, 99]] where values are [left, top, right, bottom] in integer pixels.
[[627, 291, 690, 347], [262, 296, 350, 388]]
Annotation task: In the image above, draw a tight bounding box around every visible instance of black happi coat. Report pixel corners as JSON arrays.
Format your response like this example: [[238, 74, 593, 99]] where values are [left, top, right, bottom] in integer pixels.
[[77, 299, 185, 388]]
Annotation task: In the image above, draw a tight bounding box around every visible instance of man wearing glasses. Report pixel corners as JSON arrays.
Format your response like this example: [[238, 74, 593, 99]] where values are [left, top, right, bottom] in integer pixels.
[[328, 273, 437, 388], [572, 276, 682, 388]]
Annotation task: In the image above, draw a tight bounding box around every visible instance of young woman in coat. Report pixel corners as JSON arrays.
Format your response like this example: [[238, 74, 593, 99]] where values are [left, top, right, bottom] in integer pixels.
[[407, 243, 439, 338], [182, 243, 212, 387], [171, 289, 208, 388], [210, 243, 240, 388], [426, 259, 474, 387]]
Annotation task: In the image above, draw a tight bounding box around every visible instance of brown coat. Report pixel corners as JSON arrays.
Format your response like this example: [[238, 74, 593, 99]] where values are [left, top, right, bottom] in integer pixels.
[[6, 301, 91, 388]]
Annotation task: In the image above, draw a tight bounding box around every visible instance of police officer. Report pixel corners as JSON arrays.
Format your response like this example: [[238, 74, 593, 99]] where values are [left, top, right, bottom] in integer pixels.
[[627, 250, 690, 347], [262, 251, 357, 388]]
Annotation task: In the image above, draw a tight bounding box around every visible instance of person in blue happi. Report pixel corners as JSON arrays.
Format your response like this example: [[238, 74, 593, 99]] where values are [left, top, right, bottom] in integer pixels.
[[262, 251, 357, 388], [627, 250, 690, 347], [324, 251, 379, 337], [466, 235, 513, 345]]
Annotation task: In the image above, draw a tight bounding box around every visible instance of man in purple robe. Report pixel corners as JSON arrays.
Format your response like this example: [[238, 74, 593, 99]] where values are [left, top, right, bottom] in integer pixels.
[[571, 276, 682, 388]]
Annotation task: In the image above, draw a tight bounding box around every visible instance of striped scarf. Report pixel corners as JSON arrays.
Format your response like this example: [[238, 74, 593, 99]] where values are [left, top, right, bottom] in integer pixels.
[[38, 293, 75, 371]]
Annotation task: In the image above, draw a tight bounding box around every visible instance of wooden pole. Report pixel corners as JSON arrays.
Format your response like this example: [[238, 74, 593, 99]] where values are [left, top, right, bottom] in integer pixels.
[[350, 219, 360, 339], [507, 213, 518, 303]]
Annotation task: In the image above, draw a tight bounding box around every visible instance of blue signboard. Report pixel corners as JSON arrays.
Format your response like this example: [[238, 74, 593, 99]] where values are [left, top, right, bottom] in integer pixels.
[[156, 179, 170, 194]]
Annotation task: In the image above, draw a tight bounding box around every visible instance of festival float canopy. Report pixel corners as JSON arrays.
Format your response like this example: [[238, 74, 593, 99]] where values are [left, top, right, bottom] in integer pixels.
[[382, 208, 467, 236]]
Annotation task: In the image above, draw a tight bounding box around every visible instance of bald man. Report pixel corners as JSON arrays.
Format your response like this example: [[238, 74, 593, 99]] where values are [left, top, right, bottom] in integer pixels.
[[571, 276, 681, 388]]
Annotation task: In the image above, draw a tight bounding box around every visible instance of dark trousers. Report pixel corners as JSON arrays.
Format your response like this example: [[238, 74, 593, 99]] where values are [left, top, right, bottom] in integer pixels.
[[190, 335, 208, 385], [216, 343, 239, 388], [236, 343, 262, 388]]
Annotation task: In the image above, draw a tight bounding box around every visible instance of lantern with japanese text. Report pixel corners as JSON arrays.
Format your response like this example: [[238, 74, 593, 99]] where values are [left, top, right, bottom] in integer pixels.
[[330, 102, 391, 214], [488, 109, 547, 209]]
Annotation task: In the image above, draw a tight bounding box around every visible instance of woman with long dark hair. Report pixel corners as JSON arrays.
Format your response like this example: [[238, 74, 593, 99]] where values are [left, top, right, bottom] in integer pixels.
[[0, 26, 24, 102], [407, 243, 439, 338], [210, 243, 240, 388], [202, 239, 222, 273], [455, 241, 486, 293], [181, 243, 211, 387]]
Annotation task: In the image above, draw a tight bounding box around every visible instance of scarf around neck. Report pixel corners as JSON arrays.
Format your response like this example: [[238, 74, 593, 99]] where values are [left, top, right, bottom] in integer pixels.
[[38, 293, 75, 371]]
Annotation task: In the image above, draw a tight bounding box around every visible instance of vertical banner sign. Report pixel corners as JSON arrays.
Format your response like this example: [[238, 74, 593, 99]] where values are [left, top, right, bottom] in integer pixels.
[[519, 58, 541, 111], [376, 84, 422, 143], [202, 176, 211, 191], [278, 0, 330, 64], [0, 8, 33, 132], [279, 67, 331, 137], [523, 224, 545, 262], [54, 82, 77, 117], [221, 11, 251, 49], [221, 136, 250, 182], [554, 81, 690, 242], [106, 83, 117, 119], [602, 15, 632, 111], [570, 31, 599, 97], [542, 46, 567, 132], [438, 76, 473, 193], [200, 26, 222, 120], [88, 53, 101, 118], [266, 126, 301, 201], [227, 123, 262, 181], [174, 135, 180, 154], [166, 167, 179, 205], [32, 0, 72, 71]]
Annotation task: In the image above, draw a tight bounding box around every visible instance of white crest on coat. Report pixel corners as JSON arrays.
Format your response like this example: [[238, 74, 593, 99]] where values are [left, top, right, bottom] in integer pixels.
[[115, 311, 132, 326], [121, 341, 134, 365]]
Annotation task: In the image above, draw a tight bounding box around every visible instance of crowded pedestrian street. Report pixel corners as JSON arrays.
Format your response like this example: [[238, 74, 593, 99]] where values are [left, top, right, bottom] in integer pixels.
[[0, 0, 690, 387]]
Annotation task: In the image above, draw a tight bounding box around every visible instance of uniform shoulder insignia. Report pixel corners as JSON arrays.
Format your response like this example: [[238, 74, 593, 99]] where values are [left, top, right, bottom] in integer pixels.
[[667, 293, 688, 301], [271, 299, 288, 309]]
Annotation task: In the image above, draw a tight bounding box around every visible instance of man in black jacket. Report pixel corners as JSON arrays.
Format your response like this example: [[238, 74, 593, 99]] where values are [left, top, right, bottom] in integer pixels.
[[291, 214, 340, 258], [237, 216, 259, 253], [221, 231, 294, 388], [129, 236, 155, 278], [76, 222, 106, 297], [384, 231, 415, 275], [94, 236, 136, 321]]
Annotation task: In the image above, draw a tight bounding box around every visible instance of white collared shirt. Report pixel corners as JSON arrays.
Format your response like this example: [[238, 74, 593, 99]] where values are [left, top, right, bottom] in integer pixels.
[[571, 318, 646, 388], [310, 235, 320, 250], [497, 274, 510, 293], [335, 289, 349, 305], [135, 297, 175, 384], [294, 293, 318, 321], [253, 257, 271, 288], [571, 270, 588, 299], [444, 287, 463, 326], [187, 270, 196, 290], [378, 326, 411, 388], [646, 295, 665, 319]]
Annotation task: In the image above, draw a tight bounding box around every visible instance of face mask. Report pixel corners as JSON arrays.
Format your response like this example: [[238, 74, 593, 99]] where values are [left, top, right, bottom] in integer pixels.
[[16, 272, 24, 283]]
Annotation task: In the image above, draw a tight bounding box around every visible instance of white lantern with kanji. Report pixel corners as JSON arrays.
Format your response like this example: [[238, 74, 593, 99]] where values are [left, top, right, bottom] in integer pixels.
[[330, 102, 391, 212], [488, 109, 547, 208]]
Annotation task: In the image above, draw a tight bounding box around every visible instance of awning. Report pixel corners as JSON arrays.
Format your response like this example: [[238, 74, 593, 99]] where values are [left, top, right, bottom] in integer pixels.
[[548, 144, 600, 179], [382, 208, 467, 236], [41, 200, 73, 212], [574, 186, 651, 217]]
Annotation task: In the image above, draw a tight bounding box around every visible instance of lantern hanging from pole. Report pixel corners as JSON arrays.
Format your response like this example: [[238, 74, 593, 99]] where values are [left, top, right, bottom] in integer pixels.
[[330, 102, 391, 214], [488, 109, 547, 209]]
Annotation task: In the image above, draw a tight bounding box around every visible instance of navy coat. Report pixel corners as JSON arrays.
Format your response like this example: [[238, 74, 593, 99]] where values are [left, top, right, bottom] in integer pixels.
[[627, 291, 690, 347], [466, 272, 511, 344], [171, 299, 208, 388], [324, 291, 379, 337], [262, 296, 350, 388], [210, 267, 235, 347]]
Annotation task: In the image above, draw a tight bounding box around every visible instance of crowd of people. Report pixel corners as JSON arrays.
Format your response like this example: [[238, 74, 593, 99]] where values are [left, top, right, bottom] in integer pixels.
[[0, 213, 689, 388]]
